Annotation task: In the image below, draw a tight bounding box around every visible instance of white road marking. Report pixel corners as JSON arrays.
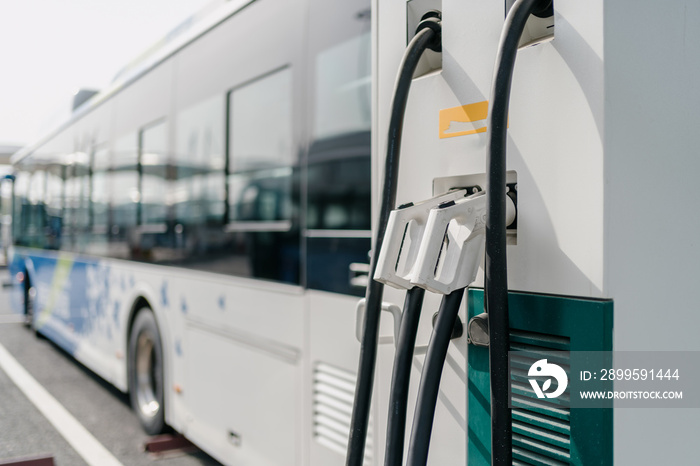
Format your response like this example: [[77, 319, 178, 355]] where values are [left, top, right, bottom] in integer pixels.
[[0, 342, 124, 466]]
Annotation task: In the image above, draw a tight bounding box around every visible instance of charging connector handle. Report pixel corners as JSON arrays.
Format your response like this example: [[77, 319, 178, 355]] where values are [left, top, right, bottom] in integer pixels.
[[409, 192, 514, 294], [412, 193, 487, 294], [346, 23, 441, 466], [486, 0, 549, 464], [374, 190, 467, 291]]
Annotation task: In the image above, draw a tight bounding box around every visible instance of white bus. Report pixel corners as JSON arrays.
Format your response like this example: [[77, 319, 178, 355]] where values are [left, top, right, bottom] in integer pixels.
[[9, 0, 374, 464]]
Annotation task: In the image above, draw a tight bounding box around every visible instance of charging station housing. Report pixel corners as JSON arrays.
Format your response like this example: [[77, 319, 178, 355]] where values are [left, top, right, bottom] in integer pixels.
[[370, 0, 700, 464]]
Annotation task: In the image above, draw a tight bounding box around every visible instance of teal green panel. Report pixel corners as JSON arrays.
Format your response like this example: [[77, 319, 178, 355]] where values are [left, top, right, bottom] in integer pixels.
[[467, 289, 613, 466]]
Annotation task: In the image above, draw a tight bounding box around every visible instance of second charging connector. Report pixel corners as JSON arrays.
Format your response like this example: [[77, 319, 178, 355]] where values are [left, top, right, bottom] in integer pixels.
[[410, 192, 516, 295]]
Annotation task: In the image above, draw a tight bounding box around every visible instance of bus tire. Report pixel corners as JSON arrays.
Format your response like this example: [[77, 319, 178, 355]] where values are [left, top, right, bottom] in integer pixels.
[[128, 308, 166, 435]]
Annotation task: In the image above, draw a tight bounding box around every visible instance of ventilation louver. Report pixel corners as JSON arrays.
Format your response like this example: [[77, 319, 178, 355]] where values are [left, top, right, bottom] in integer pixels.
[[313, 362, 372, 465]]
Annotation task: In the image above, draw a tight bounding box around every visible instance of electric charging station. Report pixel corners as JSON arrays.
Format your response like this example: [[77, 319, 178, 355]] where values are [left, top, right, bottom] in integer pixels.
[[359, 0, 700, 464]]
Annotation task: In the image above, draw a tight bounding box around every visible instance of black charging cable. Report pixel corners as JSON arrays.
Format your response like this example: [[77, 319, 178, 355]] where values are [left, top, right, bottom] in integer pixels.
[[486, 0, 550, 464], [405, 288, 464, 466], [384, 286, 425, 466], [346, 14, 442, 466], [397, 1, 551, 463]]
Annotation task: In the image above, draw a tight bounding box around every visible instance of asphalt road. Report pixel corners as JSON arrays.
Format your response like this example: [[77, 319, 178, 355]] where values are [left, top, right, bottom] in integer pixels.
[[0, 268, 221, 466]]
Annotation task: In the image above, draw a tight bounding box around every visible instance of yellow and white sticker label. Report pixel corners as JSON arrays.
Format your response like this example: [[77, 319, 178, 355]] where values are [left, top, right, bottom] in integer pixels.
[[439, 100, 488, 139]]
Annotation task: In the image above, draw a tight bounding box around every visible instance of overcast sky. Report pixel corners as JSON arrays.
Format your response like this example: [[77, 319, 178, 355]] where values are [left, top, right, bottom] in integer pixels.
[[0, 0, 213, 148]]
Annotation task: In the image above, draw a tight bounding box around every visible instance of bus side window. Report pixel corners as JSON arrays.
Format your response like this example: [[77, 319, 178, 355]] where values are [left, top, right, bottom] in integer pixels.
[[225, 67, 300, 284], [227, 67, 294, 226], [63, 153, 90, 252], [28, 170, 47, 249], [111, 132, 139, 258], [10, 168, 50, 250], [140, 120, 168, 228], [45, 165, 63, 250], [63, 164, 76, 247], [305, 0, 372, 296], [89, 145, 110, 255], [12, 171, 31, 247], [172, 95, 227, 262], [74, 158, 90, 248]]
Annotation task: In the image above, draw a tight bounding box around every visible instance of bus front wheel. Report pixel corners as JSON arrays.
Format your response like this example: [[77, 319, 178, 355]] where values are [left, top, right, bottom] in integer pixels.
[[128, 308, 166, 435]]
